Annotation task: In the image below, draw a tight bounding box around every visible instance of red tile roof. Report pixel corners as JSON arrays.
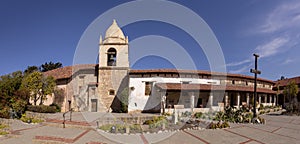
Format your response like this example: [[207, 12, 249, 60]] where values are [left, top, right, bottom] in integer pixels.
[[155, 83, 276, 94], [275, 76, 300, 87], [43, 64, 96, 80], [129, 69, 275, 84]]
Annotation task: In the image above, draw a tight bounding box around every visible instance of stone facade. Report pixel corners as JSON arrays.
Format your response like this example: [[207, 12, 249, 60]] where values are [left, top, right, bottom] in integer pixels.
[[98, 68, 129, 112]]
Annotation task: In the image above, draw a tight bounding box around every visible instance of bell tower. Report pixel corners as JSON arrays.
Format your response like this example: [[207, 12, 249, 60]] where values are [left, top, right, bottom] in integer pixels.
[[98, 20, 129, 112]]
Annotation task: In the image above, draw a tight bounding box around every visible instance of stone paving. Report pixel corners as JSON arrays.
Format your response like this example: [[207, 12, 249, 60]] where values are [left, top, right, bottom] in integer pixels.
[[0, 112, 299, 144]]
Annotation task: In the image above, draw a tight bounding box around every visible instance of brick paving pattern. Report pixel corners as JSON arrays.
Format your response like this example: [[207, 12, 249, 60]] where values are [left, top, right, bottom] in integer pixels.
[[0, 112, 299, 144]]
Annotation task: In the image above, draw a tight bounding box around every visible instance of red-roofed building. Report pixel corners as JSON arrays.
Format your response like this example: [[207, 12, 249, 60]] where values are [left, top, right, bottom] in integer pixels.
[[273, 76, 300, 107], [44, 20, 279, 113]]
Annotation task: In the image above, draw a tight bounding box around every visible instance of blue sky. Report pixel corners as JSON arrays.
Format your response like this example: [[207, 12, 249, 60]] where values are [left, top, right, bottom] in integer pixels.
[[0, 0, 299, 80]]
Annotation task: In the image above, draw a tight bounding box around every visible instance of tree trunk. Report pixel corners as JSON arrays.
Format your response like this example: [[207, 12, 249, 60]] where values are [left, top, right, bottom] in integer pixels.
[[39, 96, 43, 105], [34, 97, 37, 106]]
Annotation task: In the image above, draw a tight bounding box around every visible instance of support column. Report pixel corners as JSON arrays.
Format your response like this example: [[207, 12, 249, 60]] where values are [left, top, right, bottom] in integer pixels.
[[269, 95, 272, 105], [237, 93, 240, 109], [259, 94, 261, 104], [161, 91, 166, 114], [209, 92, 214, 108], [225, 92, 229, 107], [274, 95, 277, 106], [246, 93, 250, 106], [264, 94, 267, 104], [190, 92, 195, 113]]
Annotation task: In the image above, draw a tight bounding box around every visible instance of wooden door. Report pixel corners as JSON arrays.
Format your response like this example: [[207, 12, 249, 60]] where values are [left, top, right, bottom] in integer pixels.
[[91, 99, 97, 112]]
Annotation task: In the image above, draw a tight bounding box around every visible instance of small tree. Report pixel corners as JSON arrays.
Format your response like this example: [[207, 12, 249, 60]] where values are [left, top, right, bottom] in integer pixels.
[[283, 81, 299, 113], [21, 71, 56, 105], [24, 66, 39, 75], [0, 70, 28, 118], [39, 76, 56, 105]]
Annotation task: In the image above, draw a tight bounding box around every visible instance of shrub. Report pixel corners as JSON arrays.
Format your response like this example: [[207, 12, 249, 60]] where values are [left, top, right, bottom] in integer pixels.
[[243, 112, 253, 123], [143, 119, 154, 125], [182, 111, 192, 117], [209, 121, 230, 129], [259, 104, 264, 110], [0, 131, 9, 135], [213, 106, 255, 123], [10, 99, 27, 118], [20, 113, 43, 123], [194, 112, 203, 119], [49, 103, 61, 112], [99, 124, 114, 131], [163, 112, 172, 116], [143, 116, 167, 128], [119, 88, 128, 113], [27, 105, 56, 113], [0, 107, 10, 119]]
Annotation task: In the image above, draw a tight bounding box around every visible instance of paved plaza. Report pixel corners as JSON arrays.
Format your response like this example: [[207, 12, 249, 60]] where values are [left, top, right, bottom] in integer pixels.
[[0, 112, 299, 144]]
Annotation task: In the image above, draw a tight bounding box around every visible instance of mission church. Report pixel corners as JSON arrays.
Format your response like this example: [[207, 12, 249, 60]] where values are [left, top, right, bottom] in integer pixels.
[[44, 20, 278, 113]]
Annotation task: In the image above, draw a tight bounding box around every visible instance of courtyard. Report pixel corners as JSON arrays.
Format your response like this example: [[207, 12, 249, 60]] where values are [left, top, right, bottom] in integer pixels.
[[0, 111, 299, 144]]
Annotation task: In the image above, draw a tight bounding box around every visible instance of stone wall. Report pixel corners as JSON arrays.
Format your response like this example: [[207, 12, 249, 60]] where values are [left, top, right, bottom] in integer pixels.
[[98, 68, 129, 112]]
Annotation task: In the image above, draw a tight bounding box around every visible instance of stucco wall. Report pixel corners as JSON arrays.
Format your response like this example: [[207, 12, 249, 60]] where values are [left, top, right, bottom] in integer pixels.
[[128, 77, 220, 112]]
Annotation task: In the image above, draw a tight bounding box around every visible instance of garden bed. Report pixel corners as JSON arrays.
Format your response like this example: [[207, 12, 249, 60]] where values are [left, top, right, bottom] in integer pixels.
[[97, 113, 229, 134]]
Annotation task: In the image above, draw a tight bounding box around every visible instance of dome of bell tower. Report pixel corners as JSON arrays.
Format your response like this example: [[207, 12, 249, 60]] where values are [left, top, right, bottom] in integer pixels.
[[104, 19, 125, 39]]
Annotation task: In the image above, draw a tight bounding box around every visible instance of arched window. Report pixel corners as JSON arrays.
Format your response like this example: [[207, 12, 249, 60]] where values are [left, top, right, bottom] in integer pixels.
[[107, 48, 116, 66]]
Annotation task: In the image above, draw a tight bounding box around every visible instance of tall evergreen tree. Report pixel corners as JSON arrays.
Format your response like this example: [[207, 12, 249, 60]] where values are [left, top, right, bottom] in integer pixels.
[[40, 62, 62, 72]]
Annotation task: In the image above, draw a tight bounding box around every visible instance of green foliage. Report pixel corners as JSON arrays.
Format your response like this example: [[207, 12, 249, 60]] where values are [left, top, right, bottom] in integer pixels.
[[182, 111, 192, 117], [27, 105, 57, 113], [0, 71, 23, 99], [11, 98, 27, 117], [283, 81, 299, 114], [49, 103, 61, 112], [0, 124, 8, 129], [0, 131, 9, 135], [194, 112, 203, 119], [213, 106, 254, 123], [283, 81, 299, 99], [163, 112, 172, 116], [24, 66, 39, 75], [20, 113, 44, 123], [143, 116, 168, 128], [259, 104, 264, 110], [0, 107, 10, 119], [0, 71, 28, 118], [39, 62, 62, 72], [0, 62, 62, 119], [21, 72, 43, 105], [99, 124, 142, 133], [119, 88, 129, 113], [209, 121, 230, 129], [0, 121, 9, 135], [99, 124, 114, 131], [21, 71, 56, 105]]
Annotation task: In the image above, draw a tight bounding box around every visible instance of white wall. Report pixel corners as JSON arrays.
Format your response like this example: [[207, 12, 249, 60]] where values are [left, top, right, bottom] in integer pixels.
[[128, 77, 220, 112]]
